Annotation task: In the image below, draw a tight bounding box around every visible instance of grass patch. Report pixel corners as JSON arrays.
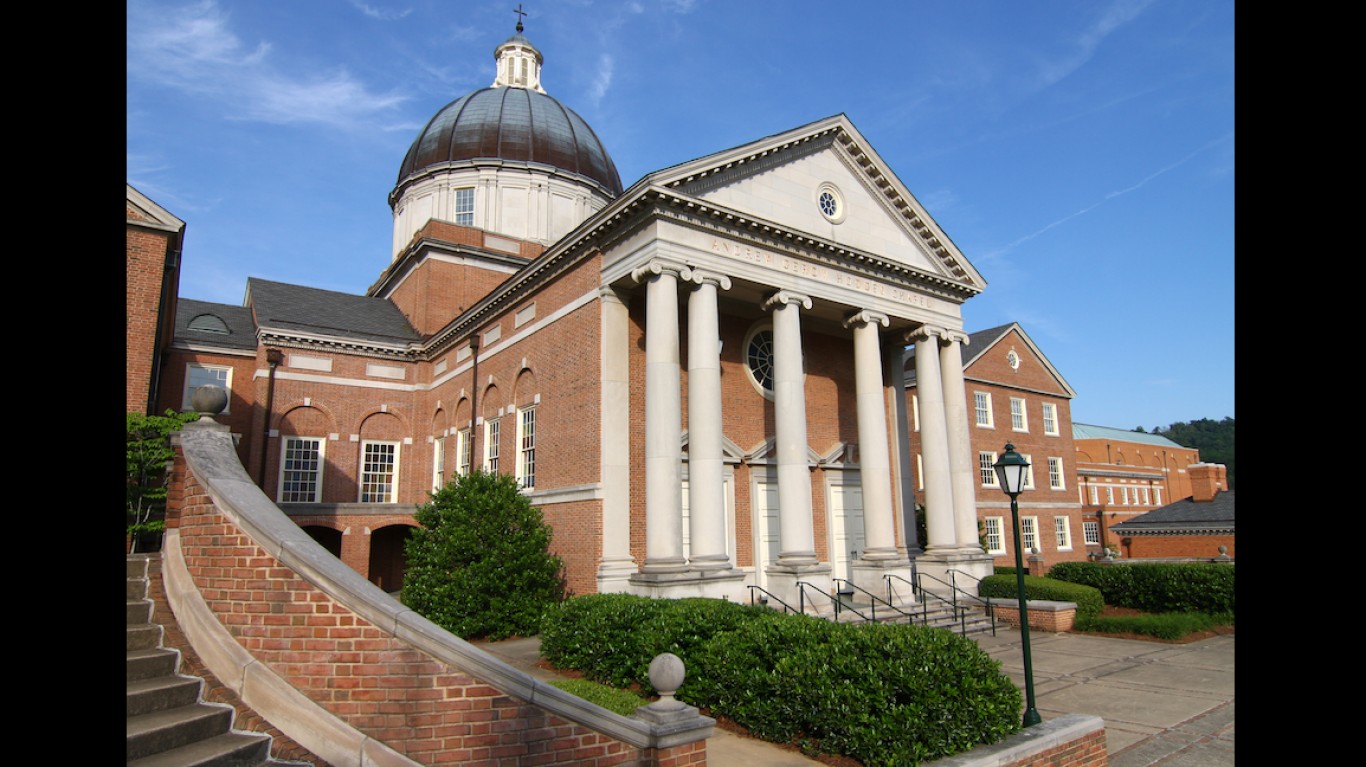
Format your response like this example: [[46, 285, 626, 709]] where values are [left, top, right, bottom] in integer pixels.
[[1076, 610, 1234, 641], [549, 679, 648, 716]]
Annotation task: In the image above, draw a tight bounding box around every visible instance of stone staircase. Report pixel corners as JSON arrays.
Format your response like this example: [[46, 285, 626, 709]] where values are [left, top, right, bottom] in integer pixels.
[[827, 592, 999, 637], [126, 555, 298, 767]]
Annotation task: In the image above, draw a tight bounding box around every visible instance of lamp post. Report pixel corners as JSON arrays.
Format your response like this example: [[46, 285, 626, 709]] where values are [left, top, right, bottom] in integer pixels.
[[994, 443, 1042, 727]]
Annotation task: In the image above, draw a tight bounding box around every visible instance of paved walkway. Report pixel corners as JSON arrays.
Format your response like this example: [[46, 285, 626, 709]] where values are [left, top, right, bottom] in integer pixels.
[[476, 627, 1233, 767]]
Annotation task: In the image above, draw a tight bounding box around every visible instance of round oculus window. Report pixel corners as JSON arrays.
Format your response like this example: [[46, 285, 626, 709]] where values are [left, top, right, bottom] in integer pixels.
[[1007, 350, 1020, 370], [816, 183, 845, 223], [746, 328, 775, 395]]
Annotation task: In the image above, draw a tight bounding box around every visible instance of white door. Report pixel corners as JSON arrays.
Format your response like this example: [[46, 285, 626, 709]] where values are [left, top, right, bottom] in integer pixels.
[[680, 477, 733, 562], [830, 483, 866, 583], [753, 481, 781, 592]]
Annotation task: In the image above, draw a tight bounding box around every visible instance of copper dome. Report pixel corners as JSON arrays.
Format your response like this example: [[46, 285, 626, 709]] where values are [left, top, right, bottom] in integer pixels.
[[394, 85, 624, 198]]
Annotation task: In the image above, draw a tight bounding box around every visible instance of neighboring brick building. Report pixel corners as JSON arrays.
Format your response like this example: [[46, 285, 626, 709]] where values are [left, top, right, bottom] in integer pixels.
[[1072, 423, 1202, 557], [905, 323, 1089, 573], [1107, 462, 1234, 559], [128, 23, 1067, 607], [126, 184, 184, 416]]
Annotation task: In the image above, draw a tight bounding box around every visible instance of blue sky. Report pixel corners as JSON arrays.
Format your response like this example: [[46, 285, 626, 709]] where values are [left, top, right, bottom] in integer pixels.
[[127, 0, 1234, 433]]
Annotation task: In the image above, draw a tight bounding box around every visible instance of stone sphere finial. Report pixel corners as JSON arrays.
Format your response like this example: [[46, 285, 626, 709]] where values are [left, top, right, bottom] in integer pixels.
[[647, 653, 686, 711], [190, 384, 229, 416]]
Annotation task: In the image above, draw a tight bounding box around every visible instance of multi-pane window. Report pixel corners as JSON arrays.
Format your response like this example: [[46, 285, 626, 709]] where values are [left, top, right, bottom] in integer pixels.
[[1089, 484, 1099, 504], [1042, 403, 1058, 435], [516, 407, 536, 489], [983, 517, 1005, 555], [1141, 487, 1150, 505], [1048, 457, 1065, 490], [432, 435, 445, 492], [1021, 516, 1039, 553], [456, 428, 471, 476], [974, 392, 993, 427], [915, 454, 924, 490], [279, 437, 323, 503], [1021, 453, 1036, 489], [1055, 516, 1072, 550], [360, 441, 398, 503], [912, 395, 920, 432], [1154, 488, 1163, 506], [1083, 521, 1101, 545], [183, 364, 232, 412], [979, 451, 998, 486], [484, 418, 501, 473], [1010, 397, 1027, 432], [1106, 487, 1115, 504], [454, 187, 474, 226]]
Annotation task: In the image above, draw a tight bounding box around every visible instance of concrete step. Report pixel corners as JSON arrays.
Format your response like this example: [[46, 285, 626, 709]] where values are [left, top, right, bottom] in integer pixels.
[[128, 623, 163, 652], [127, 702, 235, 761], [127, 730, 274, 767], [128, 674, 204, 717], [128, 647, 180, 683], [129, 576, 149, 601], [129, 598, 154, 626]]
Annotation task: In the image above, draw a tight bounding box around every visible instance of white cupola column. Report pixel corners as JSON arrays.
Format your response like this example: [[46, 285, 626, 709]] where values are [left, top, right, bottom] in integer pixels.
[[633, 260, 690, 574], [909, 325, 956, 553], [764, 290, 817, 566], [686, 270, 733, 571], [844, 310, 899, 560], [939, 330, 981, 552]]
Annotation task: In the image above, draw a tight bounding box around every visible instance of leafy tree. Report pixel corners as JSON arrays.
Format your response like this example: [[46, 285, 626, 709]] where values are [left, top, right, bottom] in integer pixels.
[[127, 409, 200, 553], [402, 470, 566, 639], [1149, 417, 1235, 488]]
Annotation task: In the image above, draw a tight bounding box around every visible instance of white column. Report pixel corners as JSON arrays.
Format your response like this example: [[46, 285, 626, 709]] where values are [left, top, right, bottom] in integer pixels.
[[686, 270, 732, 571], [885, 341, 922, 555], [844, 310, 898, 560], [764, 290, 817, 566], [909, 325, 955, 553], [597, 287, 636, 585], [633, 260, 689, 574], [939, 330, 981, 552]]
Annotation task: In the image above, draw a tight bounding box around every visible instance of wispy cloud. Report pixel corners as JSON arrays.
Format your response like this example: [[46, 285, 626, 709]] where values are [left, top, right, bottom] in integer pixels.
[[989, 132, 1232, 256], [348, 1, 412, 21], [1035, 0, 1158, 89], [127, 0, 408, 130]]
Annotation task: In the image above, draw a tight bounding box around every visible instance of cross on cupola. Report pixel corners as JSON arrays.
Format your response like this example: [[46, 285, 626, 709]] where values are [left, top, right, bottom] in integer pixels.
[[492, 3, 546, 93]]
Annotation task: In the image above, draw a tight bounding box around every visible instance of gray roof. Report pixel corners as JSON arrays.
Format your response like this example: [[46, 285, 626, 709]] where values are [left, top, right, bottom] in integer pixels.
[[246, 278, 421, 346], [1108, 491, 1235, 534], [903, 323, 1013, 386], [1072, 422, 1187, 448], [174, 298, 258, 351]]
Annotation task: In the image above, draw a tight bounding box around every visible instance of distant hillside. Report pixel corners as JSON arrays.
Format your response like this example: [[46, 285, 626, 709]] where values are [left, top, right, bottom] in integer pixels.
[[1141, 417, 1234, 490]]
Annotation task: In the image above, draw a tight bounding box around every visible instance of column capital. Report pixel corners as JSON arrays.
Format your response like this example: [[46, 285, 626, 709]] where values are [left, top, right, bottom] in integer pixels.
[[941, 329, 970, 346], [684, 268, 732, 291], [762, 290, 812, 311], [631, 259, 691, 284], [904, 324, 945, 345], [843, 309, 889, 330]]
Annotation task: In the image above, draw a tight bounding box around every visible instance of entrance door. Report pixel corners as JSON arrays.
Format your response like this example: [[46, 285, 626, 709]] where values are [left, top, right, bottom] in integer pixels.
[[829, 482, 866, 582], [753, 480, 781, 591]]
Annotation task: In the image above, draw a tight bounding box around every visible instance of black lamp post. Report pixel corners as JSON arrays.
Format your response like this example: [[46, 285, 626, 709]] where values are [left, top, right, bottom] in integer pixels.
[[994, 443, 1042, 727]]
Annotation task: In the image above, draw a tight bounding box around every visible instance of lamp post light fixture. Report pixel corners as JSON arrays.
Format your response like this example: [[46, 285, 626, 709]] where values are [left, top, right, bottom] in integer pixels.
[[994, 443, 1042, 727]]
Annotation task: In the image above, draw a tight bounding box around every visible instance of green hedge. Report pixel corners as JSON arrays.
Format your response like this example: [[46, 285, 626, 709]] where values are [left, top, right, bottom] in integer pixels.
[[539, 594, 1021, 766], [1046, 562, 1234, 614], [977, 574, 1103, 621]]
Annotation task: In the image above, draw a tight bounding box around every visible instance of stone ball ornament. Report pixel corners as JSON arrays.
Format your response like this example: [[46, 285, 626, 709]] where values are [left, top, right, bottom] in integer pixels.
[[191, 384, 229, 415]]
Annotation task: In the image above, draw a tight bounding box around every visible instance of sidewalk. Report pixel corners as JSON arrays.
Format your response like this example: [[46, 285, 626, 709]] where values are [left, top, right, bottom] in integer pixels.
[[476, 627, 1234, 767]]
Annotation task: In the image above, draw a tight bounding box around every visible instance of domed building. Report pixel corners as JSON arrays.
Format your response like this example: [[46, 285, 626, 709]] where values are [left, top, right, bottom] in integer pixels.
[[132, 19, 996, 607]]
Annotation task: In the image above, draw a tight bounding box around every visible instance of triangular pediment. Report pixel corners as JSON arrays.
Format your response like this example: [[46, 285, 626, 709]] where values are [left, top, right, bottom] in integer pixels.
[[127, 183, 185, 233], [961, 323, 1077, 398], [637, 115, 984, 292]]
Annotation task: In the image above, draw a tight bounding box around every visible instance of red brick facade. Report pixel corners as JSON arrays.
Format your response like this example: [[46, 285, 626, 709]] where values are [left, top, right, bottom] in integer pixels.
[[127, 189, 184, 415]]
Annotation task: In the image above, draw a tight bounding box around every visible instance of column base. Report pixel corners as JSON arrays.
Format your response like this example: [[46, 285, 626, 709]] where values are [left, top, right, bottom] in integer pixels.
[[847, 557, 916, 604], [596, 557, 640, 595], [626, 568, 749, 602], [760, 564, 833, 614], [912, 549, 995, 601]]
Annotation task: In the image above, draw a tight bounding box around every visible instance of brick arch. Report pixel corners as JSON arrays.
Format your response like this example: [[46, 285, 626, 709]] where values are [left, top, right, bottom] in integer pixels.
[[299, 524, 343, 559], [276, 402, 337, 435], [430, 404, 449, 435], [514, 366, 538, 408], [482, 383, 502, 421], [358, 409, 407, 439], [368, 522, 418, 594], [453, 395, 472, 427]]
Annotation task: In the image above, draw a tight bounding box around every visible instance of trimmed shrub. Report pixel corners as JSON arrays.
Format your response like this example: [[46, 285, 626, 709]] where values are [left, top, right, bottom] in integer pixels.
[[1048, 562, 1234, 614], [978, 574, 1103, 621], [401, 470, 565, 640], [549, 679, 647, 716], [1077, 610, 1234, 640]]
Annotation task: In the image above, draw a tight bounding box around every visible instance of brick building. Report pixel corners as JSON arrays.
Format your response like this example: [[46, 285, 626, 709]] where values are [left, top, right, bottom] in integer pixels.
[[127, 185, 184, 416], [1107, 462, 1233, 559]]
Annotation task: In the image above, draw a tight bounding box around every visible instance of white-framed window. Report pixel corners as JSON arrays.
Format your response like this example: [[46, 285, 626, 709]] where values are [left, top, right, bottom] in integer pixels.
[[1048, 457, 1065, 490], [1105, 487, 1114, 504], [1021, 516, 1039, 553], [1121, 487, 1130, 505], [1021, 453, 1036, 490], [182, 363, 232, 412], [279, 436, 324, 503], [484, 418, 501, 473], [974, 392, 993, 427], [1089, 484, 1099, 504], [454, 187, 474, 226], [911, 395, 920, 432], [1042, 403, 1059, 436], [1083, 520, 1101, 545], [1141, 487, 1150, 505], [983, 517, 1005, 555], [432, 435, 446, 492], [979, 450, 998, 486], [1010, 397, 1027, 432], [915, 454, 924, 490], [1154, 488, 1163, 506], [515, 407, 536, 489], [455, 428, 471, 476], [360, 441, 399, 503], [1055, 516, 1073, 551]]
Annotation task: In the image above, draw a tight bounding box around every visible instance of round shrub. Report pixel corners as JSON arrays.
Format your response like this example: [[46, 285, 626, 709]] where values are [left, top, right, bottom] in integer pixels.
[[401, 470, 565, 640]]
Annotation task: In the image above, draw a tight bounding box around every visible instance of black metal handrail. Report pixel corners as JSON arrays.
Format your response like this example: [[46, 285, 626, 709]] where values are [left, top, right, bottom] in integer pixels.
[[887, 571, 997, 637], [747, 584, 798, 614], [833, 578, 917, 624]]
